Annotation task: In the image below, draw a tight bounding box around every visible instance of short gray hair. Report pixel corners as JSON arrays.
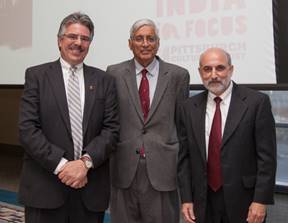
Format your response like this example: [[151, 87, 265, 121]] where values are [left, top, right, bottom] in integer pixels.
[[223, 50, 232, 65], [57, 12, 94, 40], [129, 19, 159, 40]]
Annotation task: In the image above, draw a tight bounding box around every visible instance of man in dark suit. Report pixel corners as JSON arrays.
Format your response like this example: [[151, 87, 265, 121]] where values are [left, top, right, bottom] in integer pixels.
[[18, 12, 119, 223], [177, 48, 276, 223], [106, 19, 190, 223]]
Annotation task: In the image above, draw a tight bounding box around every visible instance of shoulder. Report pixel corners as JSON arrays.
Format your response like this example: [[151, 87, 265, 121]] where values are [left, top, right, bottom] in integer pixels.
[[234, 84, 269, 101], [161, 60, 189, 73], [159, 58, 189, 79], [183, 90, 206, 107], [25, 60, 59, 74], [24, 60, 60, 82], [84, 64, 114, 82], [106, 60, 131, 74], [232, 84, 272, 111]]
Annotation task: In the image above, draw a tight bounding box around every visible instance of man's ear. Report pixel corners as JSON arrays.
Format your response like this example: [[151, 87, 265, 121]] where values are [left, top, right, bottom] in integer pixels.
[[57, 37, 62, 51], [229, 65, 234, 75], [128, 39, 133, 51]]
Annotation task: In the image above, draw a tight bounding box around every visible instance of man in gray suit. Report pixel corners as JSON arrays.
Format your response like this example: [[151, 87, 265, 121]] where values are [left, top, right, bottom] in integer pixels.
[[178, 48, 276, 223], [107, 19, 190, 223]]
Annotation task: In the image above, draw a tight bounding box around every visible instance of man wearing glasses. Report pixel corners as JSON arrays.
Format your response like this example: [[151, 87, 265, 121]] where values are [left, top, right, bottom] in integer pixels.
[[106, 19, 190, 223], [18, 12, 119, 223], [177, 48, 276, 223]]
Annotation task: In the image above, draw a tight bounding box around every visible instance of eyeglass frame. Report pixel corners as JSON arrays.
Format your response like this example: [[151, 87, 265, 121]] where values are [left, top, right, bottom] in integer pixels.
[[199, 64, 232, 75], [131, 35, 158, 44], [62, 33, 92, 43]]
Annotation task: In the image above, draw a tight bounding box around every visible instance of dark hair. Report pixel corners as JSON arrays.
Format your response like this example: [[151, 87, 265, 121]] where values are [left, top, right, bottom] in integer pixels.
[[57, 12, 94, 40]]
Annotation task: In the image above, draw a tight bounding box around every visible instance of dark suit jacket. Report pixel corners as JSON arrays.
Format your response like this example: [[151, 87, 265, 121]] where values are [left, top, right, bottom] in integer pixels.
[[107, 57, 190, 191], [177, 83, 276, 223], [18, 60, 119, 211]]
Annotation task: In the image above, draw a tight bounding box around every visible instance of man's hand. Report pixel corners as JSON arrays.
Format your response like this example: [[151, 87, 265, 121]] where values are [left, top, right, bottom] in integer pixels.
[[246, 202, 266, 223], [58, 160, 88, 189], [181, 202, 196, 223]]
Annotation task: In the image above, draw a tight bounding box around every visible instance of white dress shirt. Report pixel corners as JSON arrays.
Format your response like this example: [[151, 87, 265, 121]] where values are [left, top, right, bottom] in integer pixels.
[[54, 58, 86, 174], [205, 81, 233, 159], [134, 57, 159, 105], [60, 58, 85, 115]]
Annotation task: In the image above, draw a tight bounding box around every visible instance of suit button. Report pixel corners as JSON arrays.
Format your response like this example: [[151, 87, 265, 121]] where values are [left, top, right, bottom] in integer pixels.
[[142, 129, 146, 134]]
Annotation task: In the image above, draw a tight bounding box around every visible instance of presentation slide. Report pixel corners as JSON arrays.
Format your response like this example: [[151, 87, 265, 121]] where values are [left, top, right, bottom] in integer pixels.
[[0, 0, 276, 84]]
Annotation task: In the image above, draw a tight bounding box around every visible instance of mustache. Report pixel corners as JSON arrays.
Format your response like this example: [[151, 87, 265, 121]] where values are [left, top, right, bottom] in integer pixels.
[[69, 45, 84, 52], [208, 79, 222, 85], [140, 49, 152, 52]]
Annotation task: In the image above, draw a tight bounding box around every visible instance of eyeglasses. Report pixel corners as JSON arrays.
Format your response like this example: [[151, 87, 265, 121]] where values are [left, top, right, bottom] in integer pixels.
[[62, 33, 91, 43], [132, 35, 158, 44], [200, 64, 230, 74]]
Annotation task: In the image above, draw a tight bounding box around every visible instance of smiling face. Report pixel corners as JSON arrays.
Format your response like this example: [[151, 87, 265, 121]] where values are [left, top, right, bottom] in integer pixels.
[[58, 23, 91, 66], [129, 25, 159, 67], [198, 48, 233, 96]]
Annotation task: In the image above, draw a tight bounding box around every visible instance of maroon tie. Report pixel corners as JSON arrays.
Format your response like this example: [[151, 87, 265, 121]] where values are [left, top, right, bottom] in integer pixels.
[[139, 69, 150, 121], [207, 97, 223, 191], [138, 69, 150, 157]]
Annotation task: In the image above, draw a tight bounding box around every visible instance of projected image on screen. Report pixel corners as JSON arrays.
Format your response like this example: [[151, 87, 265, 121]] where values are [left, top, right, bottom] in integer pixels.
[[0, 0, 32, 49], [155, 0, 276, 84], [0, 0, 276, 84]]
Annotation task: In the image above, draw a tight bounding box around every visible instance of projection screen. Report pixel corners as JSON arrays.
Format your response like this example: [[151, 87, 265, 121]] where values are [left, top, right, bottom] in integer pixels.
[[0, 0, 276, 84]]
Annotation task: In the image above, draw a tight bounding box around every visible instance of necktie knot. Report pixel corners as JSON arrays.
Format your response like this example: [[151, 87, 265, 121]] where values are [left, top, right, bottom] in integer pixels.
[[214, 96, 222, 105], [70, 66, 77, 77], [141, 69, 148, 78]]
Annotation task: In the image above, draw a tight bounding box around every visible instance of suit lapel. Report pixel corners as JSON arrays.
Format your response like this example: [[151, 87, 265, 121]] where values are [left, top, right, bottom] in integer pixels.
[[47, 60, 71, 133], [82, 65, 97, 136], [122, 60, 144, 122], [146, 58, 169, 123], [222, 84, 248, 147], [192, 92, 208, 162]]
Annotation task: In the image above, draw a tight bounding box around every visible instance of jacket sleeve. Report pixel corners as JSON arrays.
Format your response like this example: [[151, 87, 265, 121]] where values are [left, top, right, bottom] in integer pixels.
[[19, 68, 65, 172], [83, 75, 119, 168], [177, 102, 194, 203], [253, 94, 277, 204]]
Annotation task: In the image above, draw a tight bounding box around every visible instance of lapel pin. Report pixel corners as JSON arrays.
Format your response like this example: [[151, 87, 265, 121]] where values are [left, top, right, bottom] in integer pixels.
[[89, 85, 95, 90]]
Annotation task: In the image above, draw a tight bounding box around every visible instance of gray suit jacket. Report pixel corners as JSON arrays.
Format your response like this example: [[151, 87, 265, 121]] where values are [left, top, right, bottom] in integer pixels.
[[177, 83, 277, 223], [107, 57, 190, 191]]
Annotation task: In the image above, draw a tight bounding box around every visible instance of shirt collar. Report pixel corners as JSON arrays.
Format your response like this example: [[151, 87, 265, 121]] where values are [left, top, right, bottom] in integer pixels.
[[60, 57, 83, 72], [208, 81, 233, 104], [134, 57, 158, 77]]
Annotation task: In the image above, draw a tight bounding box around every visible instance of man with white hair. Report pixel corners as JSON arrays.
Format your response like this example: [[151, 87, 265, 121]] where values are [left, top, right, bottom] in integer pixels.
[[107, 18, 190, 223]]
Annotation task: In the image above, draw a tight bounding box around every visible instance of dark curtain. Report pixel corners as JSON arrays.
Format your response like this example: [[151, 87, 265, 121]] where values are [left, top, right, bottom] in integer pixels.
[[273, 0, 288, 83]]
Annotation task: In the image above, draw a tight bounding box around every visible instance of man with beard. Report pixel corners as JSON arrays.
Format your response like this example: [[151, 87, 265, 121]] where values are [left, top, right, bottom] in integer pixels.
[[18, 12, 119, 223], [107, 19, 190, 223], [177, 48, 276, 223]]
